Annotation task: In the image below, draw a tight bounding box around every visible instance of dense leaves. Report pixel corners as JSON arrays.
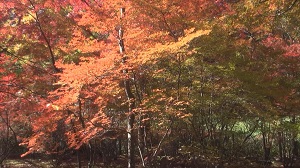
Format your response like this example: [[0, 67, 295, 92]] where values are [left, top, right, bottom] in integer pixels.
[[0, 0, 300, 167]]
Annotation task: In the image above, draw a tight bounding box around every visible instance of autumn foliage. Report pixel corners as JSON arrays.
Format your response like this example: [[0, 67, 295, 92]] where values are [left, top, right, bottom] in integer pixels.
[[0, 0, 300, 167]]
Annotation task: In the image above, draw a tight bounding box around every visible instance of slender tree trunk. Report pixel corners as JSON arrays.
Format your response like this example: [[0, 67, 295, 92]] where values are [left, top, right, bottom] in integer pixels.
[[77, 149, 82, 168], [127, 108, 135, 168], [77, 98, 95, 167], [88, 142, 94, 168], [278, 131, 283, 161], [137, 112, 145, 167], [117, 7, 136, 168], [176, 54, 182, 100], [261, 122, 271, 163], [118, 138, 122, 155], [292, 116, 299, 157]]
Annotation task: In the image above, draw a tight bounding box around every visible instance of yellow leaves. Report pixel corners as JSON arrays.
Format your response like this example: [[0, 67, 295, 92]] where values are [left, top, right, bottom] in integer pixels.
[[137, 29, 211, 64], [21, 13, 35, 24], [46, 103, 60, 110], [162, 29, 211, 52], [147, 31, 169, 40], [12, 44, 22, 52], [244, 0, 254, 10]]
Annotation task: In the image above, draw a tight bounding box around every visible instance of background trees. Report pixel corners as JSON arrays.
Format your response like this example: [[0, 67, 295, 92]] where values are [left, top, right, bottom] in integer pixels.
[[0, 0, 300, 167]]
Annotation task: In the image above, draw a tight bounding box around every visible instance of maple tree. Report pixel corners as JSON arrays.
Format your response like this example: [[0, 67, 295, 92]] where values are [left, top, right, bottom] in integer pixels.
[[0, 0, 300, 167]]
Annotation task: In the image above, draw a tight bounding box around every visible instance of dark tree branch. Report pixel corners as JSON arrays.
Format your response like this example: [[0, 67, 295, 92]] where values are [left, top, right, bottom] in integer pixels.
[[28, 0, 60, 72], [276, 0, 299, 16]]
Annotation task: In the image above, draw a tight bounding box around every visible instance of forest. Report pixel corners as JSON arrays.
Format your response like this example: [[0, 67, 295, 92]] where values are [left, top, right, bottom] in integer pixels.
[[0, 0, 300, 167]]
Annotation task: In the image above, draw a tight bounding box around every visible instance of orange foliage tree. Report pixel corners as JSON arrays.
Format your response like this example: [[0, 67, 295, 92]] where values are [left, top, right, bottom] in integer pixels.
[[5, 0, 226, 163], [0, 0, 236, 166]]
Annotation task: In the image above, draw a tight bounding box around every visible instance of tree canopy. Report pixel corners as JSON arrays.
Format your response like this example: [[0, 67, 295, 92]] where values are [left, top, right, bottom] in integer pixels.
[[0, 0, 300, 167]]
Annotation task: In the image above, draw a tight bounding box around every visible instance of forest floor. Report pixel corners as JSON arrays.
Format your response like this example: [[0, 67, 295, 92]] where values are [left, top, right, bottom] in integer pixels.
[[1, 156, 295, 168], [2, 156, 127, 168]]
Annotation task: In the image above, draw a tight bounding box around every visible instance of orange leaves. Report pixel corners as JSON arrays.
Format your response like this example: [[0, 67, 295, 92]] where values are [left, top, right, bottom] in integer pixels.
[[20, 104, 65, 157], [3, 0, 233, 157], [20, 133, 45, 157], [65, 115, 110, 149], [55, 55, 118, 87], [165, 97, 191, 120]]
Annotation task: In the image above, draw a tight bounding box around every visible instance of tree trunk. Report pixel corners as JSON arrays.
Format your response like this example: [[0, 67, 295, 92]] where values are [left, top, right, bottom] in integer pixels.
[[77, 98, 94, 167], [88, 142, 94, 168], [77, 149, 82, 168], [261, 122, 271, 163], [127, 110, 135, 168], [278, 132, 283, 161], [292, 116, 298, 157], [117, 7, 136, 168]]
